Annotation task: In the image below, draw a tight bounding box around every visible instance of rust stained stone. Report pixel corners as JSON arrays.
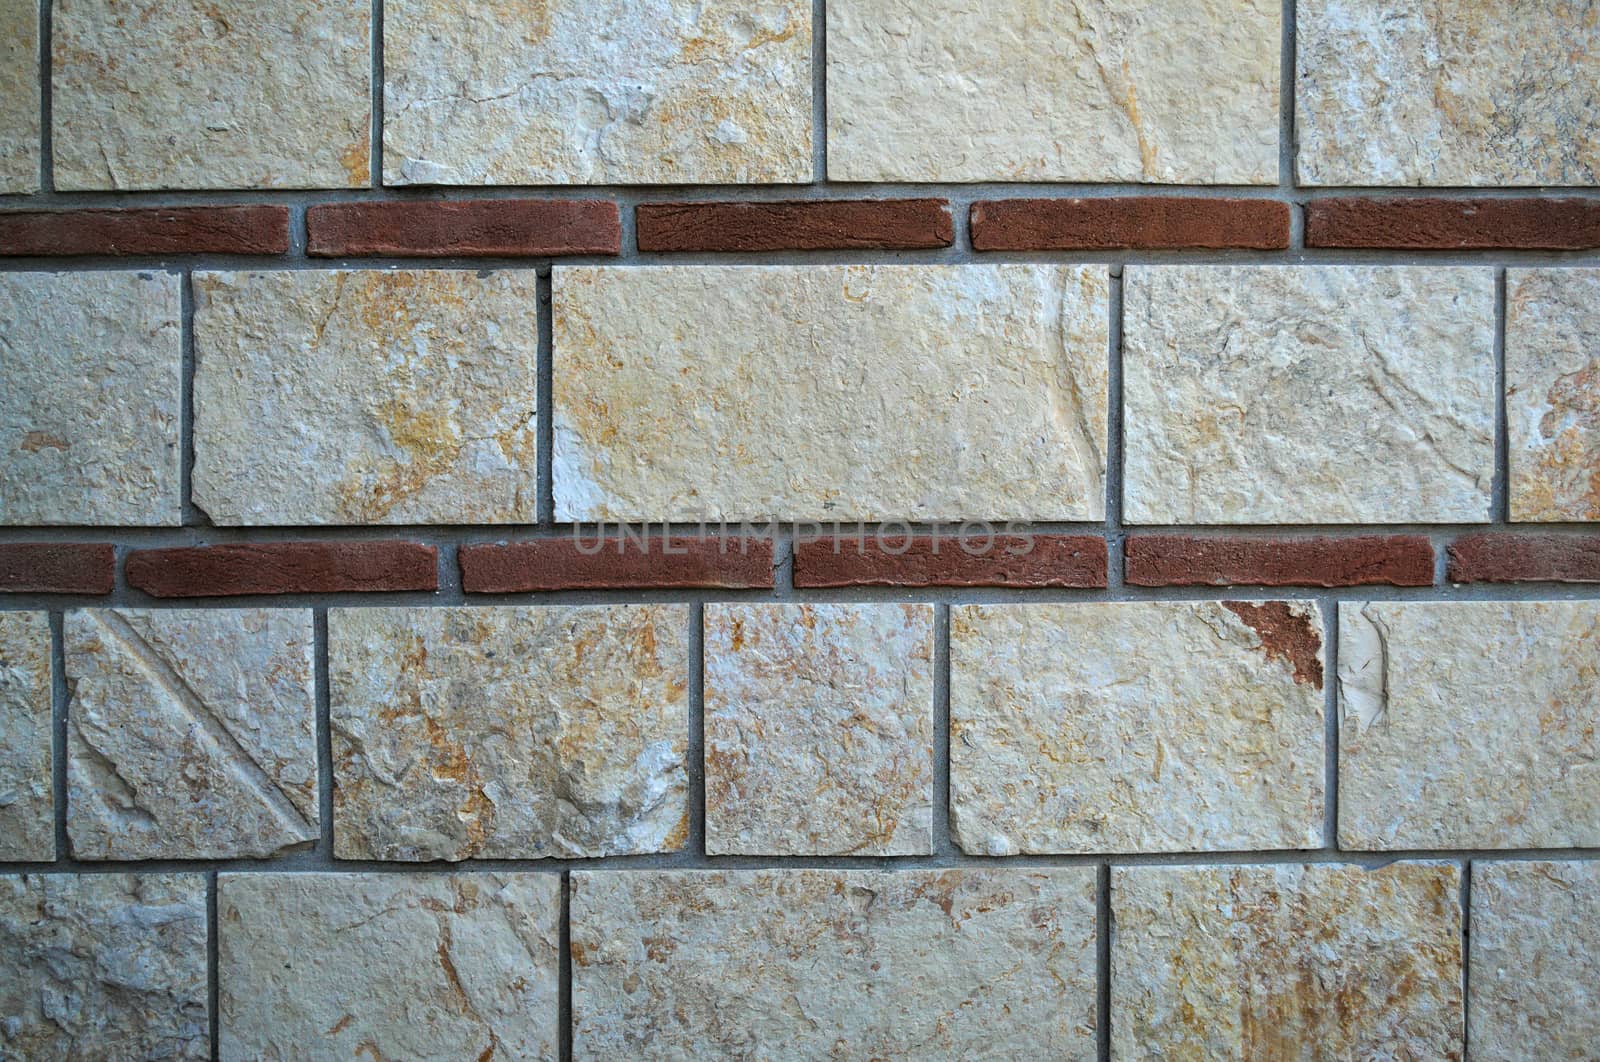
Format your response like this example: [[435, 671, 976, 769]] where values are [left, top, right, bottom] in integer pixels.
[[0, 543, 115, 595], [1221, 601, 1325, 689], [126, 542, 438, 597], [971, 197, 1291, 251], [460, 536, 775, 593], [0, 206, 290, 257], [1447, 533, 1600, 584], [306, 199, 621, 257], [793, 534, 1107, 588], [1126, 534, 1435, 587], [636, 199, 954, 252], [1305, 198, 1600, 250]]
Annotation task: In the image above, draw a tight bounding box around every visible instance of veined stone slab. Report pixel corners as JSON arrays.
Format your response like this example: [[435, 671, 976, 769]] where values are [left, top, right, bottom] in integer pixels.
[[0, 0, 38, 194], [52, 0, 371, 189], [704, 603, 934, 856], [0, 611, 51, 861], [220, 873, 559, 1061], [65, 608, 318, 860], [0, 271, 181, 527], [1507, 269, 1600, 522], [572, 868, 1098, 1058], [193, 270, 541, 526], [1297, 0, 1600, 186], [1124, 266, 1495, 524], [384, 0, 811, 185], [950, 602, 1325, 855], [0, 873, 208, 1060], [554, 265, 1109, 521], [330, 605, 689, 860], [828, 0, 1280, 183], [1338, 601, 1600, 850]]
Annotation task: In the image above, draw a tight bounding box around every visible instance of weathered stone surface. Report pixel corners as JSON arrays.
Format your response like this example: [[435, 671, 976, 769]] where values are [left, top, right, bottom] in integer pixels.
[[1124, 266, 1495, 524], [0, 612, 51, 861], [572, 868, 1098, 1058], [52, 0, 371, 190], [193, 269, 540, 526], [828, 0, 1279, 183], [1, 271, 181, 527], [1297, 0, 1600, 186], [0, 0, 39, 194], [384, 0, 811, 185], [220, 872, 559, 1061], [65, 608, 318, 860], [1470, 860, 1600, 1060], [1507, 269, 1600, 522], [0, 873, 208, 1060], [951, 602, 1325, 855], [1338, 601, 1600, 849], [554, 265, 1108, 521], [1113, 863, 1464, 1058], [330, 605, 689, 860], [704, 603, 934, 856]]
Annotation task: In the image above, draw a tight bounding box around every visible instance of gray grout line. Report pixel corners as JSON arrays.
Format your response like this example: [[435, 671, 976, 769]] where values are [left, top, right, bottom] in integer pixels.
[[931, 603, 953, 858], [1460, 860, 1473, 1057], [536, 270, 555, 524], [370, 0, 383, 190], [687, 603, 707, 859], [1097, 862, 1111, 1062], [1279, 0, 1297, 198], [49, 609, 67, 861], [1105, 267, 1126, 587], [179, 269, 200, 528], [36, 0, 52, 194], [812, 0, 827, 184], [1494, 267, 1510, 523], [559, 870, 573, 1062], [1322, 595, 1340, 849], [313, 609, 333, 860], [207, 870, 220, 1061]]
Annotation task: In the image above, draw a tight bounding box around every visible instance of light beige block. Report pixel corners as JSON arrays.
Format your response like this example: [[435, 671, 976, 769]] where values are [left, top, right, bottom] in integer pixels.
[[1507, 269, 1600, 521], [0, 0, 39, 194], [0, 611, 51, 860]]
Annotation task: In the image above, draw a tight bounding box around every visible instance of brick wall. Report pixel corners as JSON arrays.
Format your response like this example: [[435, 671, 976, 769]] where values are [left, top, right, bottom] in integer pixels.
[[1, 0, 1598, 1058]]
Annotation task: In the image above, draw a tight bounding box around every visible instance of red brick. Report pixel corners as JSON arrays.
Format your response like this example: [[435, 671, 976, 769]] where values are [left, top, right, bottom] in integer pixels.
[[970, 197, 1290, 251], [1305, 197, 1600, 250], [0, 206, 289, 256], [637, 199, 953, 251], [460, 536, 774, 592], [1126, 535, 1434, 587], [793, 534, 1106, 588], [1447, 533, 1600, 584], [306, 199, 620, 257], [0, 543, 115, 594], [126, 542, 438, 597]]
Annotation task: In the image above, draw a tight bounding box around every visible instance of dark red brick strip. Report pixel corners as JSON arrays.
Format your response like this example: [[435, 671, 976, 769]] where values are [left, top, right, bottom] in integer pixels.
[[637, 199, 953, 252], [970, 197, 1290, 251], [1305, 197, 1600, 250], [1126, 535, 1435, 587], [126, 542, 438, 597], [1447, 533, 1600, 584], [461, 537, 774, 592], [793, 534, 1107, 588], [307, 199, 621, 257], [0, 543, 115, 595], [0, 206, 289, 256]]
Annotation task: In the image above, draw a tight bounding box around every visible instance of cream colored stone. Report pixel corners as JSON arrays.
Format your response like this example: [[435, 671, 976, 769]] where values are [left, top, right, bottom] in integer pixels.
[[1469, 860, 1600, 1061], [0, 271, 181, 527], [1507, 269, 1600, 522], [1338, 601, 1600, 850], [554, 265, 1108, 521], [1124, 266, 1495, 524], [0, 612, 51, 861], [65, 608, 317, 860], [1113, 862, 1464, 1058], [52, 0, 370, 189], [330, 605, 689, 860], [951, 602, 1324, 856], [572, 868, 1098, 1058], [384, 0, 811, 185], [0, 0, 39, 194], [1297, 0, 1600, 186], [828, 0, 1279, 183], [193, 270, 540, 526], [0, 873, 208, 1060], [704, 603, 933, 856]]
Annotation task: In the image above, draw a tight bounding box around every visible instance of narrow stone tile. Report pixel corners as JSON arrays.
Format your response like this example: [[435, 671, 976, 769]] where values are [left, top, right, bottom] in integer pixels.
[[0, 612, 52, 861], [1507, 269, 1600, 522], [0, 0, 39, 194]]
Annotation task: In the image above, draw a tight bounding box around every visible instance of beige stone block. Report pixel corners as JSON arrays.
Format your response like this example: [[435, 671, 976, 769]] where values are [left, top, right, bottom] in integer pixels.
[[0, 611, 51, 861], [1507, 269, 1600, 522], [0, 0, 39, 194]]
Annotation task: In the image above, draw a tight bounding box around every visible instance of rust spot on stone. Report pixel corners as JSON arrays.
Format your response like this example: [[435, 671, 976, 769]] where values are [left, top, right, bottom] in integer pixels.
[[1222, 601, 1324, 690], [19, 431, 69, 452]]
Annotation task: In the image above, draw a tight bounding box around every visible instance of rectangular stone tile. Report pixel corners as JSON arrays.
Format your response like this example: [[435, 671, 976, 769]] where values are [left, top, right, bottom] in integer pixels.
[[1339, 601, 1600, 850], [52, 0, 370, 189], [554, 265, 1108, 521], [951, 602, 1324, 856], [1112, 863, 1463, 1059], [0, 611, 51, 860], [827, 0, 1279, 183], [193, 269, 540, 525], [1, 271, 181, 526], [1123, 266, 1495, 524], [572, 868, 1098, 1059], [1507, 269, 1600, 521], [1297, 1, 1600, 186], [705, 603, 934, 856], [220, 873, 558, 1061], [384, 0, 811, 185], [0, 873, 208, 1060], [0, 0, 39, 194], [66, 608, 317, 860], [330, 605, 689, 860]]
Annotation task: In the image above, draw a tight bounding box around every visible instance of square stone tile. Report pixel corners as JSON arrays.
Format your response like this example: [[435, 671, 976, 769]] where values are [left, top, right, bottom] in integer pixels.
[[1507, 269, 1600, 521], [0, 0, 39, 194], [0, 611, 51, 861]]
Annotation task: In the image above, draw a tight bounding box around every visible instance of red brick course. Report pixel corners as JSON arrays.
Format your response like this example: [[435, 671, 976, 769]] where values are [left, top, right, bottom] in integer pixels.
[[637, 199, 953, 252], [1305, 197, 1600, 250], [126, 542, 438, 597], [1126, 535, 1435, 587], [0, 543, 116, 595], [1447, 533, 1600, 584], [0, 206, 289, 256], [970, 197, 1290, 250], [460, 536, 774, 592], [307, 199, 620, 257], [793, 534, 1107, 588]]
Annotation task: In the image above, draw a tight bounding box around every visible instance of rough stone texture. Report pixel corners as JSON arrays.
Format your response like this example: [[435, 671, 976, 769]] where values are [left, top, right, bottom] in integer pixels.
[[65, 608, 318, 860], [1448, 532, 1600, 584], [704, 603, 934, 856], [828, 0, 1279, 183], [554, 265, 1108, 521], [193, 269, 540, 526], [461, 536, 774, 593], [0, 271, 182, 527], [637, 199, 954, 251], [1469, 860, 1600, 1061], [1338, 601, 1600, 850], [0, 206, 291, 256], [0, 0, 39, 194], [307, 199, 621, 257], [330, 605, 689, 860], [1507, 269, 1600, 522], [1113, 863, 1464, 1059], [972, 197, 1291, 251], [1124, 266, 1495, 524], [572, 868, 1098, 1058], [0, 543, 115, 595], [794, 533, 1108, 588], [1125, 534, 1435, 588], [52, 0, 371, 190], [0, 612, 51, 861], [950, 602, 1325, 855], [383, 0, 812, 185], [1306, 197, 1600, 250], [220, 872, 560, 1062], [127, 541, 439, 597], [0, 873, 208, 1060]]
